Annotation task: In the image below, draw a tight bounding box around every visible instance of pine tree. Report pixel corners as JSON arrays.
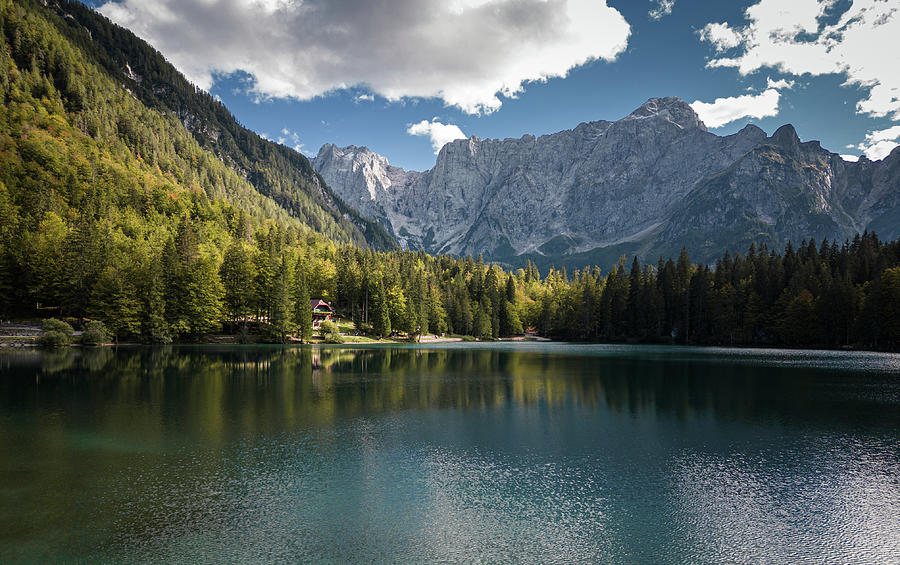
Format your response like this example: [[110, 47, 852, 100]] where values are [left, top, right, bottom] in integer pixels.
[[269, 255, 292, 343], [372, 278, 391, 338], [184, 253, 224, 338], [62, 218, 105, 318], [220, 241, 254, 326], [474, 303, 492, 340], [140, 257, 170, 343], [676, 247, 692, 342], [89, 265, 141, 340], [499, 299, 523, 336], [626, 256, 642, 335], [293, 259, 313, 343], [505, 274, 516, 303], [877, 267, 900, 348]]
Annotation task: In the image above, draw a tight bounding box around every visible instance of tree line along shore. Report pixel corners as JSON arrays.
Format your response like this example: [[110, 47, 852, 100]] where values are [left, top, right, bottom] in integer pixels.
[[2, 224, 899, 351]]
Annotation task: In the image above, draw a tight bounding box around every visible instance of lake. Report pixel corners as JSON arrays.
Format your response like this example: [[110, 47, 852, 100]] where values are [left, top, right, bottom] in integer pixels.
[[1, 344, 899, 563]]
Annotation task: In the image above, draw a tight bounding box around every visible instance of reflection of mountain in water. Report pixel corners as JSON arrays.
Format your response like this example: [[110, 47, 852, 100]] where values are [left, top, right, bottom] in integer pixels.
[[2, 346, 896, 435]]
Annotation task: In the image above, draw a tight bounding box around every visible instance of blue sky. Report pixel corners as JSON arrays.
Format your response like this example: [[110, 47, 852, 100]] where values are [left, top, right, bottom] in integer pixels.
[[87, 0, 898, 171]]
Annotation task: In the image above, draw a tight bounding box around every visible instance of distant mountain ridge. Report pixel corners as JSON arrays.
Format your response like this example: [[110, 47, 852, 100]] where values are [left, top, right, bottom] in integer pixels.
[[313, 97, 900, 266]]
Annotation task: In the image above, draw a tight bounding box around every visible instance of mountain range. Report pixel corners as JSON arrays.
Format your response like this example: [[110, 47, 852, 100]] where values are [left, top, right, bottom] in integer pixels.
[[313, 97, 900, 266]]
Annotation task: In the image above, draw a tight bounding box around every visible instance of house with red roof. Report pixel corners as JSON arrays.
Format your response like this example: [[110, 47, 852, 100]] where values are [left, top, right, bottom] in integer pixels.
[[310, 299, 334, 329]]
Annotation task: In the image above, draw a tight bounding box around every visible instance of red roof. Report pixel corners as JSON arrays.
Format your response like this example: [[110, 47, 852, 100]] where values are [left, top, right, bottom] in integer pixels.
[[310, 299, 333, 312]]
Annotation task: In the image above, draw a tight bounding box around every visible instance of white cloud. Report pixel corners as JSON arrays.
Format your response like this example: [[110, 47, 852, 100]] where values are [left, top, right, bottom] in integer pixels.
[[355, 93, 374, 103], [649, 0, 675, 20], [407, 119, 467, 153], [766, 77, 795, 90], [840, 154, 860, 162], [699, 0, 900, 121], [862, 125, 900, 144], [98, 0, 630, 115], [698, 22, 744, 51], [276, 127, 305, 153], [855, 125, 900, 160], [690, 89, 781, 128]]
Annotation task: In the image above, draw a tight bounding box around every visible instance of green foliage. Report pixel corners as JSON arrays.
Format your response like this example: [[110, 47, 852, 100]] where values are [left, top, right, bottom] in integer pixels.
[[220, 242, 254, 325], [38, 330, 70, 347], [39, 318, 73, 347], [474, 306, 493, 340], [877, 267, 900, 348], [90, 266, 140, 339], [371, 279, 391, 338], [81, 320, 110, 345], [42, 318, 74, 336], [293, 262, 313, 343], [268, 255, 293, 342], [500, 299, 523, 336], [318, 320, 344, 344]]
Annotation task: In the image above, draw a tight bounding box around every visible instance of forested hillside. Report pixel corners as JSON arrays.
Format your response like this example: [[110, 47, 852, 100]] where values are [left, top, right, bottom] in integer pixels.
[[52, 0, 395, 250], [0, 0, 898, 350], [0, 0, 309, 324], [0, 0, 391, 331]]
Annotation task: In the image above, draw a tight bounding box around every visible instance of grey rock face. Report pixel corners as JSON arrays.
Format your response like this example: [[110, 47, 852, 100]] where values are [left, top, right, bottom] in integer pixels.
[[314, 97, 900, 264]]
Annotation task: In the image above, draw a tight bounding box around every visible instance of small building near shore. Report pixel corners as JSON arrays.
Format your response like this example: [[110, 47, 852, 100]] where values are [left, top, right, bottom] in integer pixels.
[[310, 299, 334, 329]]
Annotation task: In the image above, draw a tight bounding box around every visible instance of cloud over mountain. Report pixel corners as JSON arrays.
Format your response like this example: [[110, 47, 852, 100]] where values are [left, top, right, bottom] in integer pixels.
[[407, 119, 467, 154], [698, 0, 899, 158], [690, 89, 781, 128], [98, 0, 630, 114]]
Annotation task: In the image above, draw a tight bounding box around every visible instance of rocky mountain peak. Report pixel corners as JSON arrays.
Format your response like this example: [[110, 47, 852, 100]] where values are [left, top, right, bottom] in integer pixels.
[[729, 123, 768, 146], [316, 142, 337, 157], [769, 124, 801, 155], [311, 142, 405, 209], [737, 123, 765, 136], [316, 143, 376, 161], [624, 97, 706, 132], [887, 144, 900, 161]]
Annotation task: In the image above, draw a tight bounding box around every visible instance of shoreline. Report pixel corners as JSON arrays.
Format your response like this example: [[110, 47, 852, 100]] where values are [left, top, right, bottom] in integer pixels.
[[1, 339, 896, 354], [0, 324, 894, 353]]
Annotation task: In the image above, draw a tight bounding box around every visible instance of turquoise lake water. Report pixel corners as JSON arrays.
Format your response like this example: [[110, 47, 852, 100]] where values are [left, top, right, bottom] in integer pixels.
[[1, 344, 899, 563]]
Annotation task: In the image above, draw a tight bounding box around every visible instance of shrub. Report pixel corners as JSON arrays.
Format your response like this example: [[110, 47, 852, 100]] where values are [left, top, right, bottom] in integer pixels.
[[39, 319, 73, 347], [43, 318, 74, 336], [38, 330, 70, 347], [318, 320, 344, 344], [81, 321, 111, 345]]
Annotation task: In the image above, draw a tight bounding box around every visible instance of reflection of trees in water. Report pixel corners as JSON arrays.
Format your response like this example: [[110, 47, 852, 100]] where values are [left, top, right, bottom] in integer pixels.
[[81, 347, 114, 372], [39, 349, 78, 375], [2, 348, 893, 431]]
